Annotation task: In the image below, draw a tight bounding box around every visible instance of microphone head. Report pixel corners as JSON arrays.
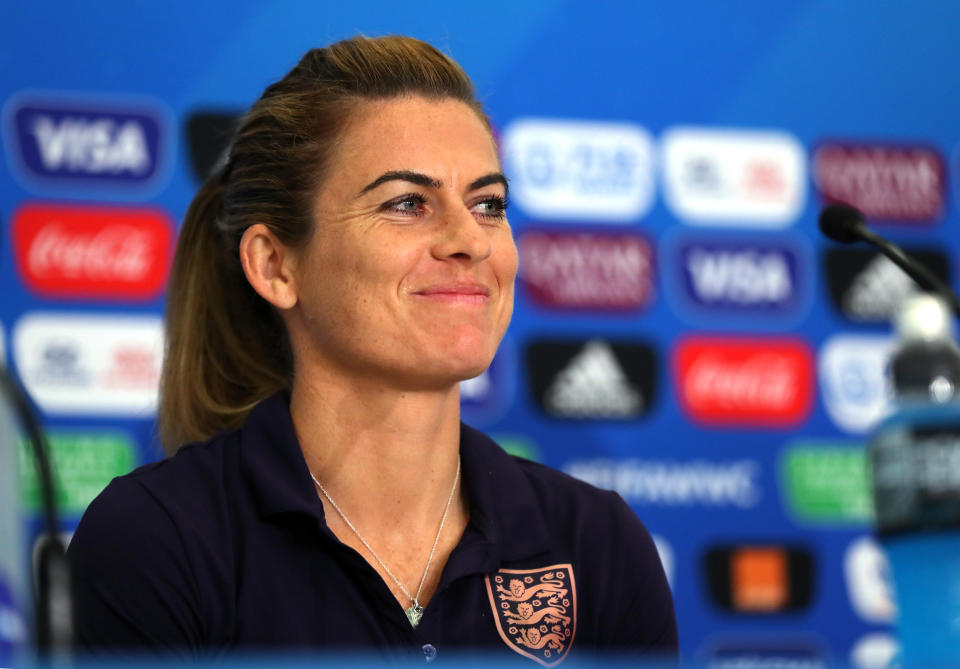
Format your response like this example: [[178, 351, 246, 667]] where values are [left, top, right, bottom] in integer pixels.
[[819, 203, 867, 244]]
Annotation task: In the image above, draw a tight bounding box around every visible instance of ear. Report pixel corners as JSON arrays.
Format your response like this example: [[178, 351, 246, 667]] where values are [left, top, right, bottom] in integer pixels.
[[239, 223, 298, 310]]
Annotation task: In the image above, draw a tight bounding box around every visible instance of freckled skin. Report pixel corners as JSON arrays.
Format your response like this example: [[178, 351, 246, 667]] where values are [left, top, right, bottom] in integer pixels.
[[286, 96, 517, 391]]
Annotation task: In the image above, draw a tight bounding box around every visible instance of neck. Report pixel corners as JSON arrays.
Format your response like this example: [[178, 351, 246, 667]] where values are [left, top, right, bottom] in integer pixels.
[[289, 364, 470, 612], [289, 366, 464, 533]]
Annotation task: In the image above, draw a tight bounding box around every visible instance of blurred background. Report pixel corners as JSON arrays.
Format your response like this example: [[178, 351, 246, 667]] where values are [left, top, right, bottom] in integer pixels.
[[3, 1, 959, 665]]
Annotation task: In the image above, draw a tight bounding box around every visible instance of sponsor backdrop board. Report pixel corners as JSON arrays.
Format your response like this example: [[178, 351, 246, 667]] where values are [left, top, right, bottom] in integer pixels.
[[2, 2, 955, 665]]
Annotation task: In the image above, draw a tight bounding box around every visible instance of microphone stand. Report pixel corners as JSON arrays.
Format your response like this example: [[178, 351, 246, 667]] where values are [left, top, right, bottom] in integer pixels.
[[0, 366, 73, 656]]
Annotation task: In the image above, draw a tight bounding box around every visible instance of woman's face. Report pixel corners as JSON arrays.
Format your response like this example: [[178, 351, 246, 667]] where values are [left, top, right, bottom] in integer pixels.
[[289, 96, 517, 390]]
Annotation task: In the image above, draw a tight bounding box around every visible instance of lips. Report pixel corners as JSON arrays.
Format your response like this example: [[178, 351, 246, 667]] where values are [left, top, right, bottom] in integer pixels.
[[412, 283, 492, 303], [414, 283, 491, 297]]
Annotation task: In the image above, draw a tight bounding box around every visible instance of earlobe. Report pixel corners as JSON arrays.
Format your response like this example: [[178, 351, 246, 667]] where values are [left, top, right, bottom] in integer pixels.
[[239, 224, 299, 310]]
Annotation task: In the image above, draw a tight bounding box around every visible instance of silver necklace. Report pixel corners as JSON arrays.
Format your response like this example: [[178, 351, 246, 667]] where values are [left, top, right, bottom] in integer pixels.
[[309, 458, 461, 628]]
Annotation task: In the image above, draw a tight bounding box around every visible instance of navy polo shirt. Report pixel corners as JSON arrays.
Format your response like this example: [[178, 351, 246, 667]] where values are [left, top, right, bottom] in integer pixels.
[[68, 393, 677, 664]]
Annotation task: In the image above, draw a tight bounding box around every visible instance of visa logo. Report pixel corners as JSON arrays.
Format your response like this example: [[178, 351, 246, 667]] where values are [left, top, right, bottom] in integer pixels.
[[666, 234, 811, 324], [686, 247, 793, 306], [7, 95, 165, 188], [32, 116, 149, 174]]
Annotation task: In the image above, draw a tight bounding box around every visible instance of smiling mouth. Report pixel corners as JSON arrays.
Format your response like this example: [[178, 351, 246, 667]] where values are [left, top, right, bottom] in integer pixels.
[[412, 284, 492, 304]]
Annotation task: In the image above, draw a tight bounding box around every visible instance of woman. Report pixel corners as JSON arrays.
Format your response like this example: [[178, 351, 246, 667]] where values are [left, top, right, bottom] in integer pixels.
[[68, 35, 676, 663]]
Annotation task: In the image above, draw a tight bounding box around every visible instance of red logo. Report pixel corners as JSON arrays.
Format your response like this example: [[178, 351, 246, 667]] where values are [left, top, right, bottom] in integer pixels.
[[518, 230, 654, 310], [674, 337, 813, 426], [814, 142, 944, 222], [102, 346, 160, 390], [12, 203, 174, 299], [743, 160, 788, 199], [485, 564, 577, 666]]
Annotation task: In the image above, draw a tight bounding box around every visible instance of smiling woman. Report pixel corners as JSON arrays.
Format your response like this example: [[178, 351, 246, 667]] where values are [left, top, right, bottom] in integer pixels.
[[66, 35, 676, 662], [265, 96, 518, 393]]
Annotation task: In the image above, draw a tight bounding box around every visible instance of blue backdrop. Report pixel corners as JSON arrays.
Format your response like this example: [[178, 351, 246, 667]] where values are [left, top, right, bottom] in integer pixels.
[[4, 2, 958, 666]]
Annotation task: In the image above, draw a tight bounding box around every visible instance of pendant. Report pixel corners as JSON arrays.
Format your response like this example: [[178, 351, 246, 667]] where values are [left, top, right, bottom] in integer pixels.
[[405, 602, 424, 628]]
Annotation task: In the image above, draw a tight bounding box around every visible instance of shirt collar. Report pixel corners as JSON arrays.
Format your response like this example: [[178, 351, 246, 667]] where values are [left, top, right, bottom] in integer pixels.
[[240, 391, 325, 520], [458, 422, 552, 562], [239, 392, 551, 562]]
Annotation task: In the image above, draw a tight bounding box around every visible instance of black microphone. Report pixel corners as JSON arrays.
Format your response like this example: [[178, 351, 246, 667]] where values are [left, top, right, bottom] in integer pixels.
[[819, 203, 960, 318]]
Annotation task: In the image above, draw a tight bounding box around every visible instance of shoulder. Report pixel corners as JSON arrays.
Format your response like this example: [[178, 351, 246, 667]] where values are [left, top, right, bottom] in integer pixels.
[[514, 454, 662, 570], [463, 423, 649, 546], [87, 428, 241, 530], [71, 426, 243, 564], [68, 430, 243, 651], [513, 454, 628, 515], [69, 427, 244, 577]]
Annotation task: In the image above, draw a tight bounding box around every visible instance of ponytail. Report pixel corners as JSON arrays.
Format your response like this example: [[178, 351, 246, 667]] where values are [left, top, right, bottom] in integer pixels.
[[158, 171, 292, 454]]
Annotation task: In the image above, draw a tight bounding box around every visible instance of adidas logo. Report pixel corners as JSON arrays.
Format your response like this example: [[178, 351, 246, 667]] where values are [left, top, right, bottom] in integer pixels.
[[843, 254, 917, 321], [545, 341, 642, 417], [825, 247, 950, 323], [526, 339, 657, 420]]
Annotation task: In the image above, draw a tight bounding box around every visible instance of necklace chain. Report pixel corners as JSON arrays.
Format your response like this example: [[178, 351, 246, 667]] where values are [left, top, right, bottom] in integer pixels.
[[309, 458, 461, 628]]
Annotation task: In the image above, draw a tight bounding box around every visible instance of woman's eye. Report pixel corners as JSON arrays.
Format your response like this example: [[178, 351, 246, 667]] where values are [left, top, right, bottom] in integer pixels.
[[473, 195, 509, 220], [384, 194, 427, 216]]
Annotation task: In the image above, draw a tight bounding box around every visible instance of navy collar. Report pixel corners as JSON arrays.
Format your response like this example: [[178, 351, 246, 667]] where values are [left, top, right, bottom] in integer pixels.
[[238, 392, 551, 563], [239, 391, 323, 520]]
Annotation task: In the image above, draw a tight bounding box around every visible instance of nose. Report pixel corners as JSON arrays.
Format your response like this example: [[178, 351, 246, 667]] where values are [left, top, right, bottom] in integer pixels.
[[431, 203, 492, 264]]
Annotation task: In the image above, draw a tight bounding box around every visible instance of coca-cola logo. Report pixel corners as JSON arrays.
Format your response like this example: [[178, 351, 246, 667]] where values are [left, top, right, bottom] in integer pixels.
[[814, 142, 944, 222], [12, 203, 173, 299], [518, 230, 654, 310], [675, 337, 813, 426]]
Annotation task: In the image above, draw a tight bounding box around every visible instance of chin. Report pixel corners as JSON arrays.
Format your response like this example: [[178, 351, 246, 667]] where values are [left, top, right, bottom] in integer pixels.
[[424, 352, 495, 389], [454, 360, 492, 384], [401, 327, 504, 388], [452, 339, 500, 378]]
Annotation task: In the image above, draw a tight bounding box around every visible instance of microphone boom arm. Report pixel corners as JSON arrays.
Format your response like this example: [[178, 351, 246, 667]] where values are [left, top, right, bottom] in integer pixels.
[[858, 227, 960, 319]]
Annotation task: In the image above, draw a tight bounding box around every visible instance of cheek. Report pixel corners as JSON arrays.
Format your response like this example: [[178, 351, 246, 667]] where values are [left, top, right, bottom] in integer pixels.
[[493, 240, 518, 332], [497, 236, 520, 286], [315, 234, 416, 293]]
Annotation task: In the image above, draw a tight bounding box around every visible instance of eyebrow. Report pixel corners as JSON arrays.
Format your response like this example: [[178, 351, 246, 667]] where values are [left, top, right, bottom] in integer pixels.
[[469, 172, 509, 196], [358, 170, 509, 197]]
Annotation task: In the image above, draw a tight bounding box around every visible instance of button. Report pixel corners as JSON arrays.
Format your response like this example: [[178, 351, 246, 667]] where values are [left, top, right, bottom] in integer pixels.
[[422, 643, 438, 662]]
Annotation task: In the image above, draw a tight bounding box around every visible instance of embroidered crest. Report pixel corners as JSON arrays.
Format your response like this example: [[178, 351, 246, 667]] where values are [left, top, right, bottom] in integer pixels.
[[484, 564, 577, 666]]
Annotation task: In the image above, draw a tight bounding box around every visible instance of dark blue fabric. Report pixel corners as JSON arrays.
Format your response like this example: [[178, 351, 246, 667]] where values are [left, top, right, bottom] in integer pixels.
[[68, 393, 677, 662]]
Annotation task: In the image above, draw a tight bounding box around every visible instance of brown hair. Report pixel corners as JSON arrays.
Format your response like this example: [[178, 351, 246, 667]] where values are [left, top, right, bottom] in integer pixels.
[[160, 36, 486, 453]]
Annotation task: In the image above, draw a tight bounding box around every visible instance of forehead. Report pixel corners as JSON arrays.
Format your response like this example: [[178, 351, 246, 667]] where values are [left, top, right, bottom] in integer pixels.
[[326, 96, 499, 188]]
